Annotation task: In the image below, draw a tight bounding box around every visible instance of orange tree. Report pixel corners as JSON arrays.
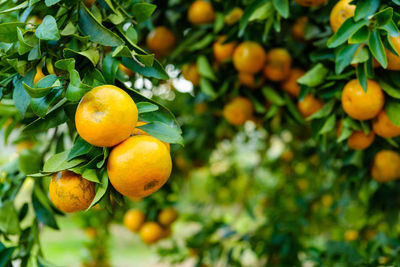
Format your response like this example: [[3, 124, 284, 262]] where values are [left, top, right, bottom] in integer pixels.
[[0, 0, 183, 265]]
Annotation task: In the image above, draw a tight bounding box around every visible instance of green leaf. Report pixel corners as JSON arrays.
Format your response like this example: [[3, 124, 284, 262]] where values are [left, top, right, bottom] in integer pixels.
[[30, 88, 63, 117], [23, 106, 68, 132], [137, 121, 184, 145], [43, 151, 86, 173], [348, 26, 369, 44], [318, 114, 336, 134], [35, 15, 60, 40], [79, 4, 124, 46], [284, 94, 305, 124], [379, 20, 399, 36], [379, 80, 400, 99], [327, 18, 369, 48], [307, 100, 335, 120], [354, 0, 380, 21], [272, 0, 289, 19], [356, 63, 367, 92], [63, 48, 99, 66], [131, 3, 156, 23], [22, 76, 59, 98], [373, 7, 393, 27], [0, 201, 20, 235], [368, 30, 387, 68], [199, 78, 217, 99], [213, 12, 225, 33], [262, 86, 285, 105], [385, 99, 400, 127], [60, 21, 77, 36], [55, 58, 75, 71], [66, 70, 92, 101], [88, 170, 108, 209], [12, 74, 33, 117], [17, 27, 34, 55], [239, 0, 269, 36], [82, 169, 100, 183], [45, 0, 61, 6], [0, 22, 26, 43], [335, 44, 360, 74], [0, 246, 15, 267], [121, 57, 168, 80], [197, 55, 216, 81], [32, 189, 59, 229], [68, 137, 94, 160], [298, 64, 329, 87], [19, 149, 42, 175], [102, 53, 119, 84], [137, 102, 159, 114]]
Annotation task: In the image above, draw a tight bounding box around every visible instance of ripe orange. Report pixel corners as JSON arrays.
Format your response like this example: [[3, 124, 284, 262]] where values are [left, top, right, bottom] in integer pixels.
[[347, 131, 375, 150], [187, 0, 215, 25], [341, 79, 384, 120], [222, 97, 253, 126], [344, 230, 359, 241], [371, 150, 400, 182], [161, 226, 172, 239], [386, 35, 400, 70], [330, 0, 356, 33], [238, 72, 264, 89], [321, 194, 333, 207], [182, 63, 200, 86], [75, 85, 138, 147], [49, 171, 95, 213], [372, 110, 400, 138], [233, 42, 266, 74], [291, 16, 308, 41], [213, 36, 236, 63], [146, 26, 176, 58], [84, 227, 98, 239], [297, 94, 324, 117], [225, 7, 243, 25], [123, 209, 146, 232], [34, 66, 45, 85], [263, 48, 292, 82], [107, 135, 172, 198], [132, 121, 170, 151], [281, 68, 305, 97], [118, 64, 133, 77], [295, 0, 326, 6], [139, 222, 164, 244], [158, 207, 178, 226]]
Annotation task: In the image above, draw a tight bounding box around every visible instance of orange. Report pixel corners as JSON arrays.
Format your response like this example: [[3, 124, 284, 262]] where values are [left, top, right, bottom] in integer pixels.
[[295, 0, 326, 6], [330, 0, 356, 33], [49, 171, 95, 213], [107, 135, 172, 198], [371, 150, 400, 182], [146, 26, 176, 58], [281, 68, 305, 97], [263, 48, 292, 82], [84, 227, 98, 239], [341, 79, 384, 120], [182, 63, 200, 86], [351, 45, 380, 68], [158, 207, 178, 226], [321, 194, 333, 207], [118, 64, 133, 77], [222, 97, 253, 126], [139, 222, 164, 244], [187, 1, 215, 25], [16, 140, 35, 152], [291, 16, 308, 41], [344, 230, 359, 241], [123, 209, 146, 232], [225, 7, 243, 25], [194, 102, 207, 115], [281, 149, 294, 162], [213, 36, 236, 63], [386, 35, 400, 70], [75, 85, 138, 147], [132, 121, 170, 151], [347, 131, 375, 150], [233, 41, 266, 74], [297, 94, 324, 117], [34, 66, 45, 85], [84, 0, 96, 7], [161, 226, 172, 239], [373, 110, 400, 138], [238, 72, 264, 89]]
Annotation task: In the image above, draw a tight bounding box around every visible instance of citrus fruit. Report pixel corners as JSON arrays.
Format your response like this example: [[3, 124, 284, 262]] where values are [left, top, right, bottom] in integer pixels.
[[225, 7, 243, 25], [182, 63, 200, 86], [281, 68, 305, 97], [386, 35, 400, 70], [161, 226, 172, 239], [139, 222, 164, 244], [371, 150, 400, 182], [297, 94, 324, 117], [49, 171, 95, 213], [291, 16, 308, 41], [187, 0, 215, 25], [213, 36, 236, 63], [330, 0, 356, 33], [372, 110, 400, 138], [238, 72, 264, 89], [158, 207, 178, 226], [321, 194, 333, 207], [222, 97, 253, 126], [233, 41, 266, 74], [132, 121, 170, 151], [75, 85, 138, 147], [146, 26, 176, 58], [34, 66, 45, 85], [263, 48, 292, 82], [84, 227, 98, 239], [123, 209, 146, 232], [118, 64, 133, 77], [295, 0, 326, 7], [341, 79, 384, 120], [107, 135, 172, 198], [347, 130, 375, 150], [84, 0, 96, 7], [344, 230, 359, 241]]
